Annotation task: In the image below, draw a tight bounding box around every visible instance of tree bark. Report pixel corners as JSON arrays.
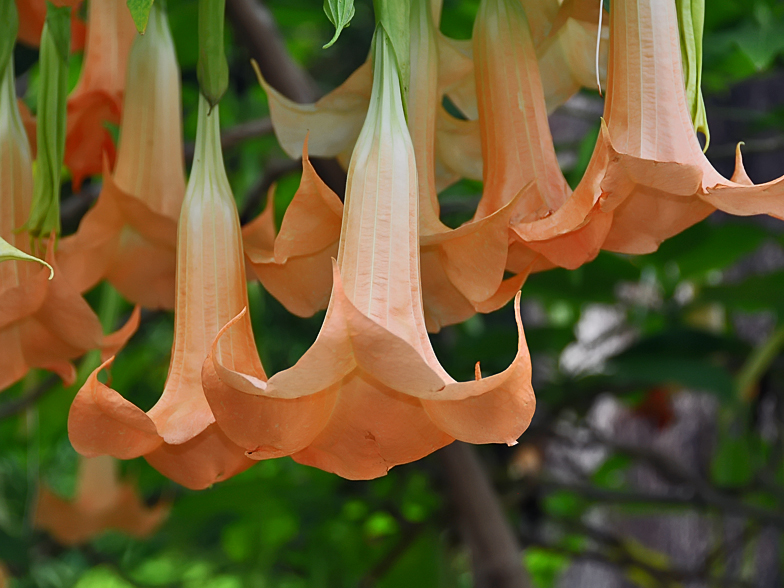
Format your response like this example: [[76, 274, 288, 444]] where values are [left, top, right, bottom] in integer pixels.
[[439, 442, 532, 588]]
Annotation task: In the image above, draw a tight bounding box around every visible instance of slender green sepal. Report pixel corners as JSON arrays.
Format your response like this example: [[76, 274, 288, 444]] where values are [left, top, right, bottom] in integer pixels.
[[197, 0, 229, 107], [0, 236, 54, 278], [372, 0, 409, 116], [22, 3, 70, 240], [127, 0, 155, 34], [676, 0, 710, 150], [323, 0, 355, 49], [0, 0, 19, 81]]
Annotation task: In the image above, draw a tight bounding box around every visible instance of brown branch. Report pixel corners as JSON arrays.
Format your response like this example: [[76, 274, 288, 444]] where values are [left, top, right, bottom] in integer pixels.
[[239, 158, 302, 224], [358, 522, 426, 588], [225, 0, 318, 103], [545, 428, 784, 530], [439, 442, 532, 588], [184, 116, 274, 162], [225, 0, 347, 196], [0, 374, 59, 420]]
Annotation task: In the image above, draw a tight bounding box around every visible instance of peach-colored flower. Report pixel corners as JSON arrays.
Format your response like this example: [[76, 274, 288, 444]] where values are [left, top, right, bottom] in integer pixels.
[[0, 58, 137, 392], [464, 0, 611, 296], [582, 0, 773, 253], [536, 0, 609, 111], [68, 96, 259, 490], [34, 455, 168, 546], [432, 0, 609, 122], [58, 7, 185, 309], [203, 29, 534, 480], [244, 0, 519, 332], [64, 0, 136, 190], [15, 0, 85, 52]]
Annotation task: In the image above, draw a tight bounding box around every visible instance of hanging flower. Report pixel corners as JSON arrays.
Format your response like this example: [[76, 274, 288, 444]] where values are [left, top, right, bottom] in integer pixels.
[[64, 0, 136, 190], [256, 0, 484, 189], [0, 53, 137, 392], [244, 0, 519, 332], [15, 0, 85, 52], [58, 6, 185, 309], [432, 0, 609, 123], [34, 456, 168, 546], [203, 28, 534, 480], [68, 95, 260, 490], [536, 0, 609, 111], [467, 0, 611, 286]]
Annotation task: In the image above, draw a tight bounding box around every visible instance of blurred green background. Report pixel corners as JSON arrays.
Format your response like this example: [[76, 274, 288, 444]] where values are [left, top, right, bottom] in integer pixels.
[[4, 0, 784, 586]]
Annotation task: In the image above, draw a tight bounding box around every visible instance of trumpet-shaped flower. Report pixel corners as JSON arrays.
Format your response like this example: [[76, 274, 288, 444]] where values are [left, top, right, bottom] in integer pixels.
[[467, 0, 611, 288], [586, 0, 776, 253], [15, 0, 85, 51], [203, 29, 534, 480], [536, 0, 609, 111], [34, 455, 168, 545], [433, 0, 609, 123], [64, 0, 136, 190], [68, 96, 260, 490], [0, 58, 137, 392], [244, 0, 520, 331], [58, 7, 185, 309]]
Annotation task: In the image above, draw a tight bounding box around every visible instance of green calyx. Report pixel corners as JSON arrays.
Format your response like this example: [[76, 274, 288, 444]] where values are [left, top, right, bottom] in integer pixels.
[[0, 0, 19, 80], [22, 2, 70, 240], [197, 0, 229, 108], [676, 0, 710, 151], [372, 0, 410, 117]]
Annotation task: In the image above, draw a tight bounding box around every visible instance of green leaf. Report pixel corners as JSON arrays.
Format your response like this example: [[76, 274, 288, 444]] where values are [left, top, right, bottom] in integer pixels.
[[607, 355, 736, 402], [711, 434, 755, 487], [0, 236, 53, 278], [126, 0, 155, 34], [323, 0, 355, 49], [676, 0, 710, 149]]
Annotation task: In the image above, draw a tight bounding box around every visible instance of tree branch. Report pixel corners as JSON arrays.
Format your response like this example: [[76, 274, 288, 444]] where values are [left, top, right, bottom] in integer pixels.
[[184, 116, 273, 162], [0, 374, 59, 420], [225, 0, 347, 196], [439, 442, 532, 588]]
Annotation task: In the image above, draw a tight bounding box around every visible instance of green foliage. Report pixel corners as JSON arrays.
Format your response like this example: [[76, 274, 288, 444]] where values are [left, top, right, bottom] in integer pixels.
[[4, 0, 784, 586], [323, 0, 356, 48], [126, 0, 155, 34]]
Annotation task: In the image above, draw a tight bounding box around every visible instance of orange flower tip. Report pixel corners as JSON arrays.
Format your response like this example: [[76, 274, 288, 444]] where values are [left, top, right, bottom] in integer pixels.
[[96, 356, 116, 373], [731, 142, 753, 186], [211, 307, 249, 354], [474, 362, 482, 381], [506, 439, 519, 447]]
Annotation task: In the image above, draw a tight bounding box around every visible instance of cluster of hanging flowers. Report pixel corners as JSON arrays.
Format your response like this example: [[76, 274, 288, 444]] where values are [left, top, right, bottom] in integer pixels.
[[2, 0, 783, 511]]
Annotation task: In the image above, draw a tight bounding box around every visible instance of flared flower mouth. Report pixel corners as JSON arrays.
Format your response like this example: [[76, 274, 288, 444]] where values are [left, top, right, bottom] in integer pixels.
[[203, 26, 535, 480], [67, 95, 261, 490], [34, 455, 169, 546]]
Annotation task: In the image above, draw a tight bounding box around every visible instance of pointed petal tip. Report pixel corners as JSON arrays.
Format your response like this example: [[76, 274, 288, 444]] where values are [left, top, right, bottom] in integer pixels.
[[731, 142, 753, 186]]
